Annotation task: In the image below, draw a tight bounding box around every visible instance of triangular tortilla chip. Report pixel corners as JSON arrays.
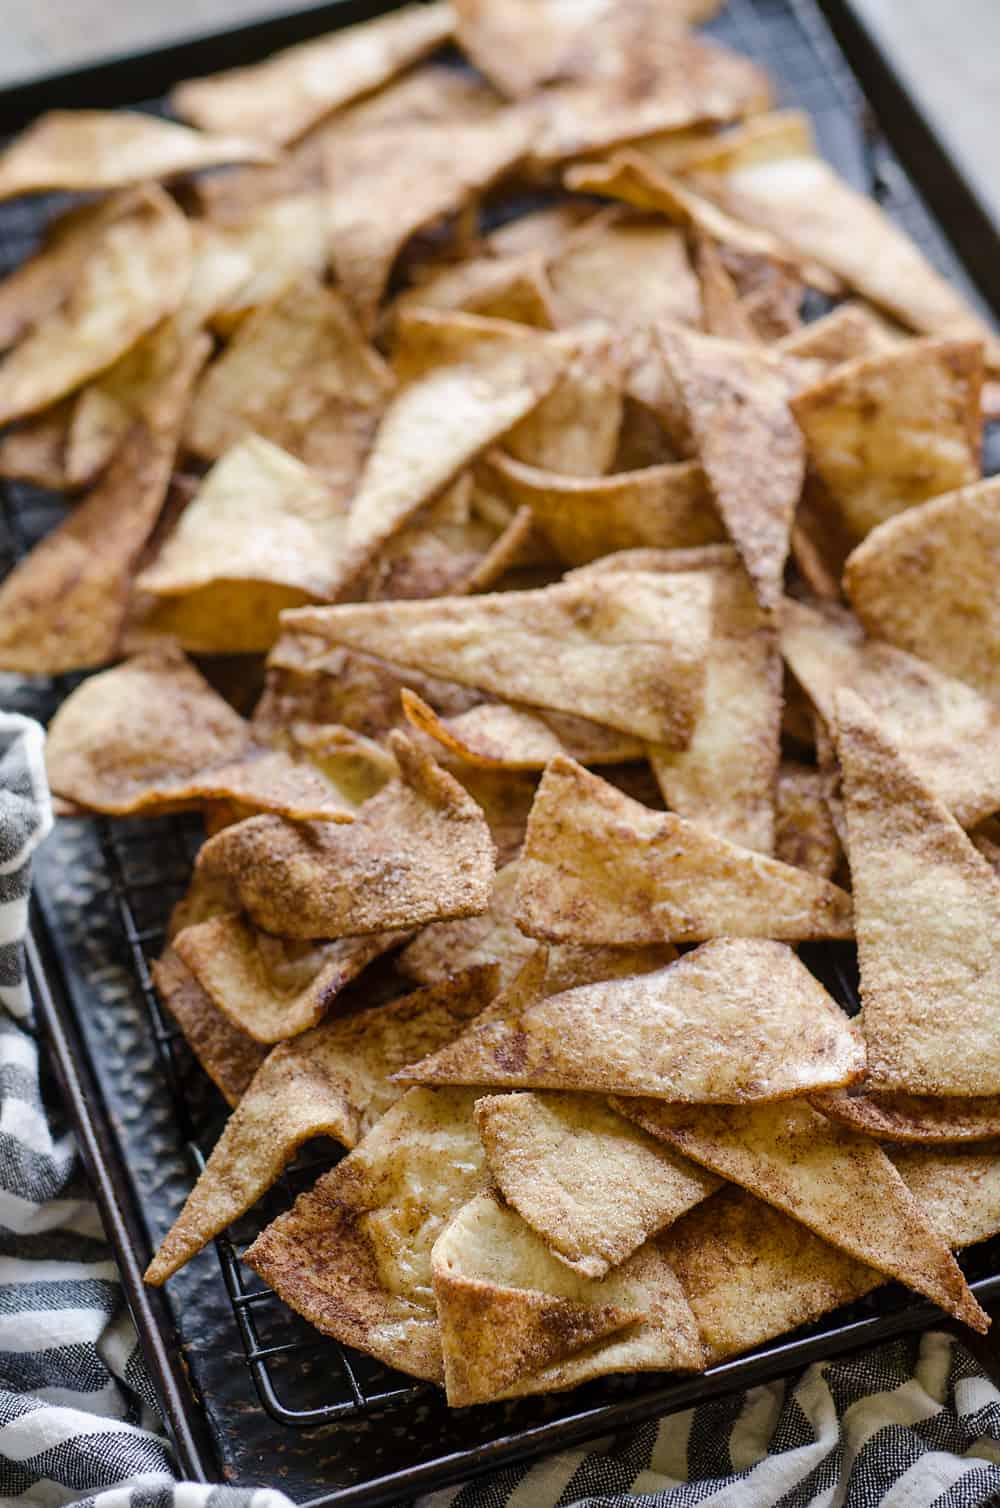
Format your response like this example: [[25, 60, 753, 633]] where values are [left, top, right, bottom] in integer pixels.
[[0, 336, 208, 673], [153, 949, 266, 1109], [835, 687, 1000, 1096], [0, 403, 72, 489], [204, 193, 330, 331], [843, 477, 1000, 703], [620, 1097, 987, 1330], [0, 108, 272, 199], [513, 757, 852, 944], [197, 731, 495, 939], [475, 1092, 720, 1279], [173, 912, 407, 1043], [499, 333, 625, 476], [145, 967, 499, 1285], [893, 1146, 1000, 1250], [484, 452, 723, 565], [778, 301, 902, 365], [243, 1086, 485, 1381], [546, 215, 701, 335], [659, 325, 806, 611], [782, 595, 1000, 828], [693, 231, 761, 343], [0, 186, 192, 424], [0, 196, 127, 349], [286, 570, 712, 747], [402, 938, 863, 1100], [814, 1087, 1000, 1145], [403, 690, 644, 768], [172, 3, 453, 145], [790, 338, 983, 545], [775, 763, 840, 879], [184, 275, 393, 495]]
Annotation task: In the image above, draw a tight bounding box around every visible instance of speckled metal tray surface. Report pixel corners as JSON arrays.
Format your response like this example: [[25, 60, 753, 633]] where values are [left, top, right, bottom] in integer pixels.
[[4, 0, 1000, 1502]]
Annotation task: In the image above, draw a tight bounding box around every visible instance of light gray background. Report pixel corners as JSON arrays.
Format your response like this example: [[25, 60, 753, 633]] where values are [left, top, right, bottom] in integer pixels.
[[2, 0, 998, 224]]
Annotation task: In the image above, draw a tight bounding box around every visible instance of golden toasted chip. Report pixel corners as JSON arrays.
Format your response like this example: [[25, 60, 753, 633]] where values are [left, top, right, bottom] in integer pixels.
[[173, 913, 406, 1043], [620, 1097, 986, 1331], [0, 337, 208, 673], [485, 203, 599, 261], [403, 690, 644, 769], [432, 1190, 703, 1405], [775, 763, 840, 879], [167, 870, 238, 942], [402, 937, 863, 1100], [0, 187, 192, 425], [546, 216, 701, 335], [184, 275, 393, 499], [395, 249, 556, 330], [513, 757, 852, 944], [475, 1092, 720, 1278], [790, 338, 983, 546], [782, 595, 1000, 828], [693, 232, 760, 343], [203, 193, 330, 330], [0, 197, 128, 350], [153, 949, 266, 1109], [500, 334, 624, 476], [145, 967, 499, 1285], [484, 453, 723, 565], [0, 109, 272, 199], [843, 477, 1000, 703], [659, 325, 806, 611], [286, 570, 712, 748], [243, 1086, 485, 1381], [814, 1087, 1000, 1144], [0, 403, 72, 489], [835, 687, 1000, 1097], [893, 1146, 1000, 1249], [197, 731, 495, 939], [778, 301, 902, 365], [172, 4, 453, 145]]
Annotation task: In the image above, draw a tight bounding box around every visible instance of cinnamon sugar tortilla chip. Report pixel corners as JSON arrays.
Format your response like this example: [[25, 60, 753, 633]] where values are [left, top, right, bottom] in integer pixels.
[[0, 196, 128, 350], [167, 870, 239, 942], [0, 187, 192, 425], [484, 453, 723, 565], [402, 690, 644, 769], [401, 938, 863, 1101], [196, 731, 495, 939], [432, 1190, 703, 1405], [620, 1097, 986, 1331], [395, 250, 556, 329], [843, 477, 1000, 703], [0, 336, 208, 673], [513, 757, 851, 944], [243, 1086, 485, 1382], [814, 1087, 1000, 1145], [172, 3, 453, 146], [145, 968, 499, 1285], [173, 913, 406, 1044], [153, 949, 266, 1109], [790, 338, 983, 545], [205, 193, 330, 331], [0, 403, 72, 490], [782, 595, 1000, 829], [778, 301, 902, 365], [286, 570, 712, 748], [474, 1092, 719, 1279], [835, 687, 1000, 1097], [659, 325, 806, 612], [693, 231, 760, 343], [775, 763, 840, 879], [546, 217, 701, 335], [0, 109, 271, 199], [500, 335, 625, 476], [892, 1146, 1000, 1249]]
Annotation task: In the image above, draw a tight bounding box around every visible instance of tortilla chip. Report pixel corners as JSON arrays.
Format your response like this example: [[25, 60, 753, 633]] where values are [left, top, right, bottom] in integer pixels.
[[196, 731, 495, 939], [513, 756, 852, 944], [402, 937, 863, 1101], [693, 232, 760, 343], [620, 1097, 987, 1331], [173, 913, 406, 1043], [0, 403, 72, 489], [647, 551, 781, 853], [396, 249, 556, 330], [0, 108, 272, 199], [286, 570, 712, 748], [145, 967, 499, 1285], [814, 1087, 1000, 1145], [184, 275, 392, 495], [843, 476, 1000, 703], [835, 687, 1000, 1097], [200, 193, 330, 331], [243, 1086, 485, 1381], [500, 334, 625, 476], [892, 1146, 1000, 1249], [403, 690, 644, 769], [0, 335, 208, 673], [0, 196, 129, 350], [782, 595, 1000, 829], [484, 453, 723, 565], [546, 216, 701, 335], [167, 870, 238, 942], [775, 763, 840, 879], [659, 325, 806, 612], [153, 948, 266, 1109], [0, 186, 192, 425], [172, 3, 453, 145], [790, 338, 983, 547], [475, 1092, 720, 1279], [778, 301, 902, 365]]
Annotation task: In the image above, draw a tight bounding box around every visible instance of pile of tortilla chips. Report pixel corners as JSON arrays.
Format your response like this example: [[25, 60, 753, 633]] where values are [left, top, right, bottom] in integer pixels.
[[4, 0, 1000, 1410]]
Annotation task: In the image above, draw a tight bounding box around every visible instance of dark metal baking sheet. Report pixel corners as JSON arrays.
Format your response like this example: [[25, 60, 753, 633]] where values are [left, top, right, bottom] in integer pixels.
[[3, 0, 999, 1500]]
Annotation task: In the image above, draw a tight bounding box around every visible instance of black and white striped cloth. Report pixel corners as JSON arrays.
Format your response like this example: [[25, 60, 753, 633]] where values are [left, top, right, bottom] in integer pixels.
[[4, 708, 1000, 1508]]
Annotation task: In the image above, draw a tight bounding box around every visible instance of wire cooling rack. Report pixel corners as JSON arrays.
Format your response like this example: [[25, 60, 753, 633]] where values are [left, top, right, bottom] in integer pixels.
[[4, 0, 1000, 1499]]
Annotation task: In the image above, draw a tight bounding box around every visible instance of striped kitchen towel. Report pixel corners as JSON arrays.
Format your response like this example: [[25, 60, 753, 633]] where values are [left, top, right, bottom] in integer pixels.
[[4, 706, 1000, 1508]]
